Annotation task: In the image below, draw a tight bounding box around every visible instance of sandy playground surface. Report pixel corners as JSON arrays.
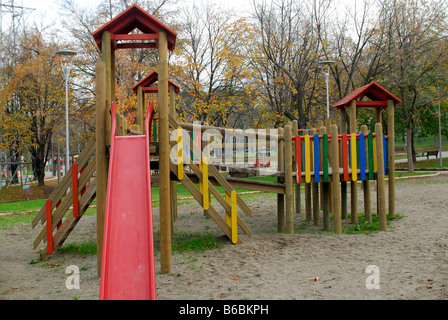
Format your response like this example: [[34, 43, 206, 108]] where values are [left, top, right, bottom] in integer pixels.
[[0, 174, 447, 300]]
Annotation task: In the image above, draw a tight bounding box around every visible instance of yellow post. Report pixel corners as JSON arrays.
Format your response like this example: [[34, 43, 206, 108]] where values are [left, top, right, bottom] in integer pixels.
[[231, 190, 237, 244], [202, 156, 209, 211], [177, 127, 183, 181], [304, 134, 311, 183], [351, 133, 357, 182]]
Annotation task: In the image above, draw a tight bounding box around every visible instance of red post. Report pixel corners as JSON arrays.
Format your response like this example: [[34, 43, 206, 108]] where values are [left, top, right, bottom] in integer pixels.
[[46, 199, 53, 254], [72, 163, 79, 218], [342, 134, 349, 182], [295, 135, 301, 184]]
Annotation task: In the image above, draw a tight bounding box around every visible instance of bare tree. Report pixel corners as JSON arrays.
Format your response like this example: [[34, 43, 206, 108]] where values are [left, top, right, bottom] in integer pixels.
[[377, 0, 448, 172], [251, 0, 328, 128]]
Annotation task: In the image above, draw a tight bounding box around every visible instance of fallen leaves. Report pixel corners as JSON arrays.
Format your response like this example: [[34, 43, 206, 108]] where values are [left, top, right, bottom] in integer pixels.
[[308, 277, 319, 282]]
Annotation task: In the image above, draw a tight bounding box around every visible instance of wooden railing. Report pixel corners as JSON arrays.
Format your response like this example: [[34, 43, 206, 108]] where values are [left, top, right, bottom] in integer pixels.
[[168, 114, 252, 244], [32, 136, 97, 259]]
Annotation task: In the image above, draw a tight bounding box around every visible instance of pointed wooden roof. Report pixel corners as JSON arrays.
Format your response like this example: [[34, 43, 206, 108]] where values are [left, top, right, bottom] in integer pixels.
[[332, 81, 402, 109], [132, 71, 180, 95], [92, 4, 177, 51]]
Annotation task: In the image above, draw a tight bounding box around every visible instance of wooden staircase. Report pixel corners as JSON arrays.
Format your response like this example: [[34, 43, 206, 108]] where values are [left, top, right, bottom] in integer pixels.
[[32, 118, 254, 259], [169, 114, 252, 243], [32, 136, 97, 259]]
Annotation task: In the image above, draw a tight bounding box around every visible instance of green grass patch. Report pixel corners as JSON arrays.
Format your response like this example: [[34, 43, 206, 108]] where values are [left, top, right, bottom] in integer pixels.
[[0, 211, 35, 227], [343, 213, 403, 234], [59, 241, 97, 255], [0, 198, 47, 214], [395, 171, 437, 177], [172, 233, 222, 253], [396, 158, 448, 170]]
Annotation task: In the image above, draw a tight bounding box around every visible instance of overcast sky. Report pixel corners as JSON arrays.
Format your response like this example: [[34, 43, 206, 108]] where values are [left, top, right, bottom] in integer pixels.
[[21, 0, 255, 20]]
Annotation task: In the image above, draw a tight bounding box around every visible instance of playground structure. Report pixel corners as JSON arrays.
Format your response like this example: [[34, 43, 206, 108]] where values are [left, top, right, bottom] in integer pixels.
[[30, 5, 400, 300]]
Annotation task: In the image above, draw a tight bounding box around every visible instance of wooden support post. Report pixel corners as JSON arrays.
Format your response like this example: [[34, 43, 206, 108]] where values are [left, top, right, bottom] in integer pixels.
[[158, 30, 171, 274], [292, 120, 300, 215], [284, 124, 294, 234], [137, 85, 145, 133], [277, 127, 285, 232], [387, 100, 395, 218], [376, 123, 387, 231], [376, 108, 382, 125], [330, 124, 342, 233], [95, 60, 107, 277], [361, 125, 371, 224], [170, 84, 178, 229], [310, 128, 319, 226], [349, 100, 358, 224], [101, 31, 113, 146]]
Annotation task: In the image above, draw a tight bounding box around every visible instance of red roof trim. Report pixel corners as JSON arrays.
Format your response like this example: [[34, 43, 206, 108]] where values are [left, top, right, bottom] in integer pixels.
[[132, 71, 180, 95], [92, 4, 177, 51], [332, 81, 402, 109]]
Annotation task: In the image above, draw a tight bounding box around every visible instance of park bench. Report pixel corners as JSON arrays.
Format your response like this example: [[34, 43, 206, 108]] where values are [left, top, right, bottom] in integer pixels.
[[422, 150, 439, 159]]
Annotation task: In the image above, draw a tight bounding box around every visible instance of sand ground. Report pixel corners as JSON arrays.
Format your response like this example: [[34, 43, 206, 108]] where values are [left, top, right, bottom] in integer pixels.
[[1, 175, 447, 300]]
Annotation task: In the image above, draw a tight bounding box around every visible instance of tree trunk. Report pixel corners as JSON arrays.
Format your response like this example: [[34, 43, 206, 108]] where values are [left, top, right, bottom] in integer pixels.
[[32, 157, 46, 186], [406, 124, 414, 173], [9, 150, 19, 184]]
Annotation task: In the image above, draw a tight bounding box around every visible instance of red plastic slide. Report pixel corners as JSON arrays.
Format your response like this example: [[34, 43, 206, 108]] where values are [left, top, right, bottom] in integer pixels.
[[99, 101, 156, 300]]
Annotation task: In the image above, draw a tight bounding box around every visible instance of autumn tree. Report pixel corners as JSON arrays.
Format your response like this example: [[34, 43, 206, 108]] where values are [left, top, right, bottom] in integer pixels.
[[375, 0, 448, 172], [175, 2, 259, 128], [0, 28, 67, 185]]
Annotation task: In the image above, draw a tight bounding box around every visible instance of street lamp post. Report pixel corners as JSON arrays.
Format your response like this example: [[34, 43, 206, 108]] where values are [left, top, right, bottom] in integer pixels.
[[436, 76, 444, 169], [56, 50, 77, 174], [318, 61, 336, 119]]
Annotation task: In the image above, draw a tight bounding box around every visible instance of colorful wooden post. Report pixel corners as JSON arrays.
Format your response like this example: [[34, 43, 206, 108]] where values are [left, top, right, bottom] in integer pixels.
[[330, 125, 342, 233], [292, 120, 300, 215], [304, 131, 312, 222], [349, 99, 358, 224], [320, 126, 330, 231], [361, 125, 372, 224], [284, 124, 294, 234], [310, 128, 319, 226], [340, 106, 348, 220], [231, 190, 237, 244], [375, 123, 387, 231], [201, 156, 209, 211]]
